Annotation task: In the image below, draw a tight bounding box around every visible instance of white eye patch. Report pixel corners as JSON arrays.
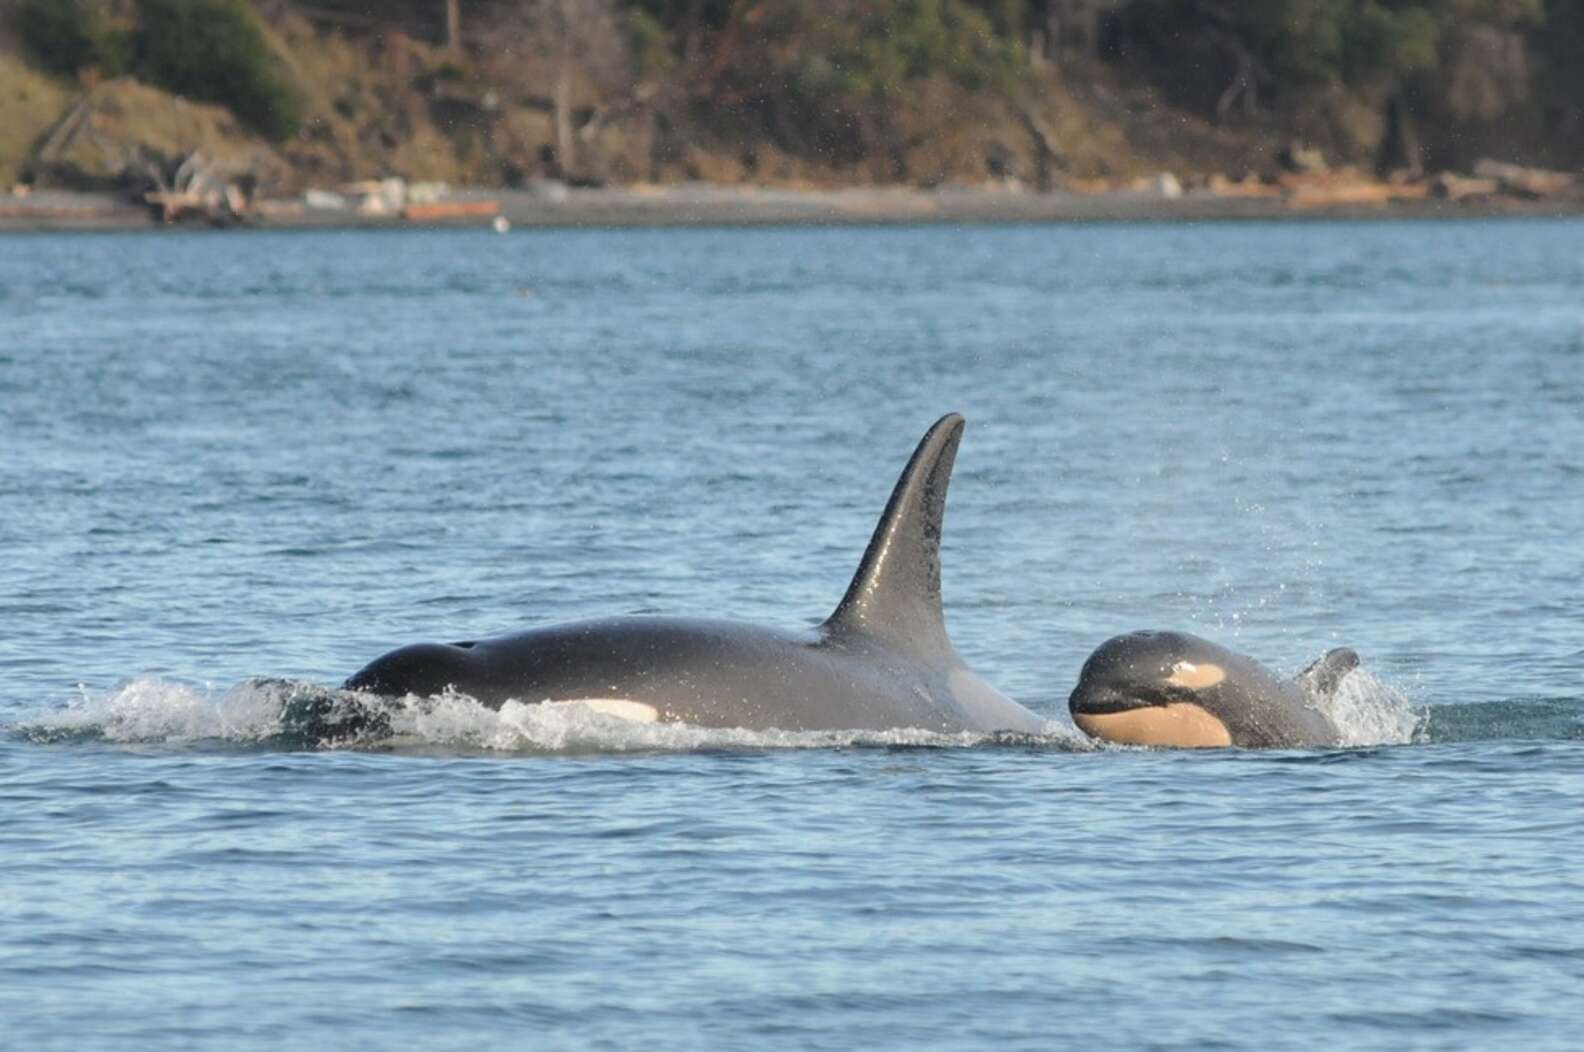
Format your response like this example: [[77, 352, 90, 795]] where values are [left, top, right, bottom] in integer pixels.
[[1165, 661, 1226, 690]]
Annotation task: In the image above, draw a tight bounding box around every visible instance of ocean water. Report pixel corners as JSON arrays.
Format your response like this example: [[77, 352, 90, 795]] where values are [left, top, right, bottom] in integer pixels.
[[1, 219, 1581, 1049]]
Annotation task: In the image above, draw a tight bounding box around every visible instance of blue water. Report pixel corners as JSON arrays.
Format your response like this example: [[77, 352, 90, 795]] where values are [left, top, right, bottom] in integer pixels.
[[2, 220, 1581, 1049]]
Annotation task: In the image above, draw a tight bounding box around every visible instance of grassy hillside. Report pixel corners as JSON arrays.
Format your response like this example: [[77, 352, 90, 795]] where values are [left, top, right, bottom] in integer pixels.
[[1, 0, 1579, 194], [0, 52, 68, 186]]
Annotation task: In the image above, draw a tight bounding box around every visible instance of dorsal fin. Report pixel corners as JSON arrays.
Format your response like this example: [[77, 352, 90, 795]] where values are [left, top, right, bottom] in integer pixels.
[[1297, 647, 1359, 698], [823, 413, 964, 656]]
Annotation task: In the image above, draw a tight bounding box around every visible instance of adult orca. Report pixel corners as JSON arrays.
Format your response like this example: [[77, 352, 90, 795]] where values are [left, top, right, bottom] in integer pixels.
[[340, 414, 1048, 734], [1067, 630, 1357, 748]]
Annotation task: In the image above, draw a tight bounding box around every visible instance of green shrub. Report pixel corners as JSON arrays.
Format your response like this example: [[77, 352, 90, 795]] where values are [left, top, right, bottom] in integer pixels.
[[625, 8, 675, 80], [133, 0, 303, 140], [1122, 0, 1545, 98], [774, 0, 1023, 106], [13, 0, 128, 79]]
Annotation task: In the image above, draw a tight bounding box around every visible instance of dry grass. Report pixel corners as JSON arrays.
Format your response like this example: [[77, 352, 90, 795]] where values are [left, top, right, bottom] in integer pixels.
[[36, 78, 288, 189], [0, 55, 69, 187], [270, 15, 475, 186], [1, 16, 1301, 196]]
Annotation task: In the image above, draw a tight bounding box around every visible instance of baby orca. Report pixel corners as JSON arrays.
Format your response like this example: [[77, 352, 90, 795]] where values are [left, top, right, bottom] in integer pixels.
[[1068, 630, 1357, 748]]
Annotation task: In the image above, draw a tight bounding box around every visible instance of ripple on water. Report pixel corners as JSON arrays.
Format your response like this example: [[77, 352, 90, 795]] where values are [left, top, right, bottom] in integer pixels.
[[3, 222, 1584, 1050]]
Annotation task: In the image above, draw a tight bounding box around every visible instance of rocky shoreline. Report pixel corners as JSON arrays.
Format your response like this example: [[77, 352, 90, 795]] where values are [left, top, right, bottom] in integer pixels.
[[3, 178, 1582, 233]]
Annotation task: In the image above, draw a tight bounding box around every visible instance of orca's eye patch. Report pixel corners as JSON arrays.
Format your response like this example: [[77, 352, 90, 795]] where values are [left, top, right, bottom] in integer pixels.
[[1165, 661, 1226, 690]]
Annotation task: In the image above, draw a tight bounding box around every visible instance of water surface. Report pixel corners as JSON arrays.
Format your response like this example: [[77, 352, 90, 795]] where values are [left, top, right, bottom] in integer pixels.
[[2, 220, 1581, 1049]]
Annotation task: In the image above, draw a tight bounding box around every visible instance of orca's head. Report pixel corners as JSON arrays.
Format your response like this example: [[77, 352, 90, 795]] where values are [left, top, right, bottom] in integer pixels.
[[343, 641, 478, 698], [1068, 630, 1238, 748]]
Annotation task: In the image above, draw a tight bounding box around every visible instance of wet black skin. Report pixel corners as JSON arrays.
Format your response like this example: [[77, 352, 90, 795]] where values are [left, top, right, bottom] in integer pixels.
[[339, 414, 1047, 735], [1068, 630, 1356, 748], [342, 616, 1041, 732]]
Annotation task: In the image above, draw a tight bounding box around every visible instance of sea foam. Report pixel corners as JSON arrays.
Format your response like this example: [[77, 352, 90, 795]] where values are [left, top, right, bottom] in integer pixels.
[[14, 677, 1096, 754]]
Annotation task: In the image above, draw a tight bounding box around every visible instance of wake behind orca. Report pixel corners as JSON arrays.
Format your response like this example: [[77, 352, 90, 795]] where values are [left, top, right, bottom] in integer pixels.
[[340, 414, 1047, 735]]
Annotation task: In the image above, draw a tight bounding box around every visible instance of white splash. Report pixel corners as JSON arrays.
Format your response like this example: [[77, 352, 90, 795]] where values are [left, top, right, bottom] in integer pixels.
[[359, 691, 1090, 753], [16, 677, 1092, 754], [22, 677, 289, 744], [1312, 668, 1424, 746]]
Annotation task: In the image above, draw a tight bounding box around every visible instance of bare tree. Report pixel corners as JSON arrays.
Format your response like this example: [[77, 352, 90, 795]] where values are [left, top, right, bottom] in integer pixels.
[[550, 0, 575, 172], [444, 0, 462, 53], [478, 0, 628, 178]]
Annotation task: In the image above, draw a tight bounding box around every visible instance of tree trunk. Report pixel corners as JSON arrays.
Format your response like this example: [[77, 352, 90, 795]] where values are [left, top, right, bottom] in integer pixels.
[[553, 0, 575, 177], [444, 0, 461, 52], [1216, 50, 1257, 123], [683, 0, 706, 64], [1376, 90, 1424, 179]]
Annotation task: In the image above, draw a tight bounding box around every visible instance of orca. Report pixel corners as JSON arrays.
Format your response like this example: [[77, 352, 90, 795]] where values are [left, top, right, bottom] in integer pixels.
[[1068, 630, 1356, 748], [341, 414, 1047, 734]]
